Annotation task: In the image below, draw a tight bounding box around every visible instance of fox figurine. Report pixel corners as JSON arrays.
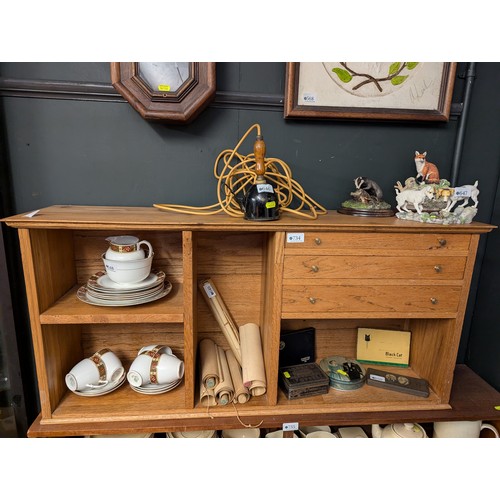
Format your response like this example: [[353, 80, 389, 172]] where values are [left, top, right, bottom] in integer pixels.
[[415, 151, 440, 184]]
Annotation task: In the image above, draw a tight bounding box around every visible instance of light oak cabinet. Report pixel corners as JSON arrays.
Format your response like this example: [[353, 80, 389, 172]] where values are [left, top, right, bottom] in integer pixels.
[[2, 206, 497, 437]]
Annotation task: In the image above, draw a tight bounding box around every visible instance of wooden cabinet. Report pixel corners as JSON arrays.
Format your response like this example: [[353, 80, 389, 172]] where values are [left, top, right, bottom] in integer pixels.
[[2, 205, 497, 437]]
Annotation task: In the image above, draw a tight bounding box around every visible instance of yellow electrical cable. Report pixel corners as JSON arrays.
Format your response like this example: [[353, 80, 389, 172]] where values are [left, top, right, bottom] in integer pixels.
[[153, 123, 328, 219]]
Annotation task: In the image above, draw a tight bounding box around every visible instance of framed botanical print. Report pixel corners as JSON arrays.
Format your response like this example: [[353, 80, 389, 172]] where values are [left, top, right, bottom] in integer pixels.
[[284, 62, 457, 121]]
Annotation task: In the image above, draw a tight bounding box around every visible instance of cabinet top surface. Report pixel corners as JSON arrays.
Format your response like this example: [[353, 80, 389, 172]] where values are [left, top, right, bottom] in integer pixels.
[[2, 205, 496, 233]]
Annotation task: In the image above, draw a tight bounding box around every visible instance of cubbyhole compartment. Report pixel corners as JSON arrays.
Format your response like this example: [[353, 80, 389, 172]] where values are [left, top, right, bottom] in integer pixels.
[[275, 318, 456, 413], [192, 231, 277, 409], [40, 323, 187, 424], [28, 228, 184, 317]]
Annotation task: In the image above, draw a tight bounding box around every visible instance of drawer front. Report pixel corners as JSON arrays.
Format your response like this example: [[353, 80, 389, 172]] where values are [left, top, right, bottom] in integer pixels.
[[284, 232, 471, 253], [283, 255, 467, 280], [282, 284, 462, 315]]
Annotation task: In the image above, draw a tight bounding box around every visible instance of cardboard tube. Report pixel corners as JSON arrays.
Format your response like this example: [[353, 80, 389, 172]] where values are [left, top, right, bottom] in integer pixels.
[[240, 323, 267, 397], [226, 349, 250, 404], [199, 279, 242, 365], [199, 338, 220, 389], [214, 346, 234, 405]]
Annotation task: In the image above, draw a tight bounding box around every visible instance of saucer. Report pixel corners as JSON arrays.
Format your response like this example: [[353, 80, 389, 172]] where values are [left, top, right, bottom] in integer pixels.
[[70, 371, 126, 397], [94, 270, 166, 291], [129, 378, 182, 395]]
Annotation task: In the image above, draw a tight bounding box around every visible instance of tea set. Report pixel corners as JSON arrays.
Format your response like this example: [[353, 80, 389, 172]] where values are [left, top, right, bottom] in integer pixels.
[[65, 344, 184, 397], [77, 235, 172, 307]]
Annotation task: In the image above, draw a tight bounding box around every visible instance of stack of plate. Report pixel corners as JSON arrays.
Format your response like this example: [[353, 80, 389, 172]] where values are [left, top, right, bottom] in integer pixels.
[[77, 270, 172, 307]]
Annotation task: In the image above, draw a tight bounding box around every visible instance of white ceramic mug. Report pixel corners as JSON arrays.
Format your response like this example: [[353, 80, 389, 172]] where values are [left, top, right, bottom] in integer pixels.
[[433, 420, 500, 438], [65, 349, 124, 392], [127, 352, 184, 387]]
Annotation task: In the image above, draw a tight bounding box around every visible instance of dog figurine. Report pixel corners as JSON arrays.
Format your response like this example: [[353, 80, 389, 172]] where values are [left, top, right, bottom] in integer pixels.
[[444, 181, 479, 212], [396, 185, 434, 214]]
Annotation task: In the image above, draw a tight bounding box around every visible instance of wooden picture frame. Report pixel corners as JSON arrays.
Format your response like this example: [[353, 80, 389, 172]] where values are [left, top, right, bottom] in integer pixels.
[[110, 62, 216, 123], [284, 62, 457, 122]]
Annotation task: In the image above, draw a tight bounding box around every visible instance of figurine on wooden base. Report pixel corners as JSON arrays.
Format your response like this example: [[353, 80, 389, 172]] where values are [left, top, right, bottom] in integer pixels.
[[394, 152, 480, 224], [339, 177, 394, 217]]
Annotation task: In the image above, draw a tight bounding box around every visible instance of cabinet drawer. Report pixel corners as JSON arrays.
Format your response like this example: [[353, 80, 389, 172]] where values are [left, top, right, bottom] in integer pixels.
[[283, 255, 467, 280], [284, 232, 471, 253], [282, 284, 462, 316]]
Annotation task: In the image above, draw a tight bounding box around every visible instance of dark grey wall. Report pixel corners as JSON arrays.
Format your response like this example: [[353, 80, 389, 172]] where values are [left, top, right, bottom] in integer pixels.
[[1, 63, 499, 422]]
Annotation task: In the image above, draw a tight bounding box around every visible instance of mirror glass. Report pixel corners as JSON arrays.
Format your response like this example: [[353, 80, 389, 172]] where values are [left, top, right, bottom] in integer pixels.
[[138, 62, 190, 93]]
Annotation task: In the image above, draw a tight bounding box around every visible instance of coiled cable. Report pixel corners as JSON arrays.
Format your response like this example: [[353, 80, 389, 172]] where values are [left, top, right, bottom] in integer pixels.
[[153, 123, 327, 219]]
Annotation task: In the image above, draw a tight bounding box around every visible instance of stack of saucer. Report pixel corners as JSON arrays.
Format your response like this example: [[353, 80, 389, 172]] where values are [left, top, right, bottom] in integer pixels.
[[128, 345, 184, 395], [77, 270, 172, 307]]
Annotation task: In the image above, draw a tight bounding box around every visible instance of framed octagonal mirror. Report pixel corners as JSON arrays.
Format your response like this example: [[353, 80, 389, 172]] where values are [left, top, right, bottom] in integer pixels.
[[110, 62, 216, 123]]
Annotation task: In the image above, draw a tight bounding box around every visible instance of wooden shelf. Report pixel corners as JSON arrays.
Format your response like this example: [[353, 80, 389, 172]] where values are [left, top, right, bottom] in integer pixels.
[[26, 365, 500, 437], [40, 283, 184, 324]]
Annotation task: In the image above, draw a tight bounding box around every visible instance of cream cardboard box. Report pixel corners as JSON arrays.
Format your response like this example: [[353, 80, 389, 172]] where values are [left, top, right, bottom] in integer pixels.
[[356, 327, 411, 367]]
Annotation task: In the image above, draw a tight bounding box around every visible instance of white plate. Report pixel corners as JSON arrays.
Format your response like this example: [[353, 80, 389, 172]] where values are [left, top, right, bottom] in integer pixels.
[[87, 270, 165, 292], [85, 283, 165, 301], [77, 281, 172, 307], [71, 372, 126, 397]]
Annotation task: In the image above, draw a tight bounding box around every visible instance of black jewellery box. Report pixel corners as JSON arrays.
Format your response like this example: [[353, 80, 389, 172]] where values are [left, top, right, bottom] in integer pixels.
[[279, 327, 316, 367]]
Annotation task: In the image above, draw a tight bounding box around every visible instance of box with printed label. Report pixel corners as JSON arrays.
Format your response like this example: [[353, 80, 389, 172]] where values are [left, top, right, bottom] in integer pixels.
[[356, 327, 411, 367]]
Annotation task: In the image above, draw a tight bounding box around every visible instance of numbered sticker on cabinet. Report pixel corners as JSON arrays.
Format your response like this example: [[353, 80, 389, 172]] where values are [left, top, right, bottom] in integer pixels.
[[286, 233, 304, 244]]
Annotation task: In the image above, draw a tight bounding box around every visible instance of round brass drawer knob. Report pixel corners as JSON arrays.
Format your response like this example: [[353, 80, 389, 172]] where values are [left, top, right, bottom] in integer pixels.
[[311, 265, 319, 273], [430, 297, 438, 305], [434, 265, 442, 273], [309, 297, 317, 304], [314, 237, 322, 245]]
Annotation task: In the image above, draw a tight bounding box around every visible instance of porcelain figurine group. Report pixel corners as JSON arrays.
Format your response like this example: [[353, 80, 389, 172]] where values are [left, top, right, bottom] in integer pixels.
[[341, 151, 480, 224]]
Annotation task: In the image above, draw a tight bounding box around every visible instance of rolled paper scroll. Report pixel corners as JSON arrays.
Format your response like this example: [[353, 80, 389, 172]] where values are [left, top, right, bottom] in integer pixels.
[[199, 338, 220, 390], [226, 349, 250, 404], [240, 322, 267, 397], [214, 346, 235, 406], [200, 369, 217, 407], [199, 278, 242, 365]]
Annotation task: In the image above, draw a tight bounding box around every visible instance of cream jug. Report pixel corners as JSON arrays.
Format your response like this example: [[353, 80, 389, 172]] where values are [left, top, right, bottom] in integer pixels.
[[433, 420, 499, 438], [105, 236, 153, 261]]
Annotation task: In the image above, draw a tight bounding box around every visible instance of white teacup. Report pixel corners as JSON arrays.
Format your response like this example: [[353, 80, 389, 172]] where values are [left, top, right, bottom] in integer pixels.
[[306, 431, 338, 438], [221, 428, 261, 438], [433, 420, 500, 438], [127, 352, 184, 387], [265, 430, 298, 438], [138, 345, 173, 356], [65, 349, 124, 392], [298, 425, 331, 438]]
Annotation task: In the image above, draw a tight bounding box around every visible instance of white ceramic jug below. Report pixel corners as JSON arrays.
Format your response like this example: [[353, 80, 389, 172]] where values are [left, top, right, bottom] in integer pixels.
[[433, 420, 500, 438], [105, 236, 153, 261]]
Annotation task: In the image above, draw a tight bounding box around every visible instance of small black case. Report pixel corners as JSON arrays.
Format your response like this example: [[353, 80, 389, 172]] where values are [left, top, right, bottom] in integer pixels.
[[279, 327, 315, 367]]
